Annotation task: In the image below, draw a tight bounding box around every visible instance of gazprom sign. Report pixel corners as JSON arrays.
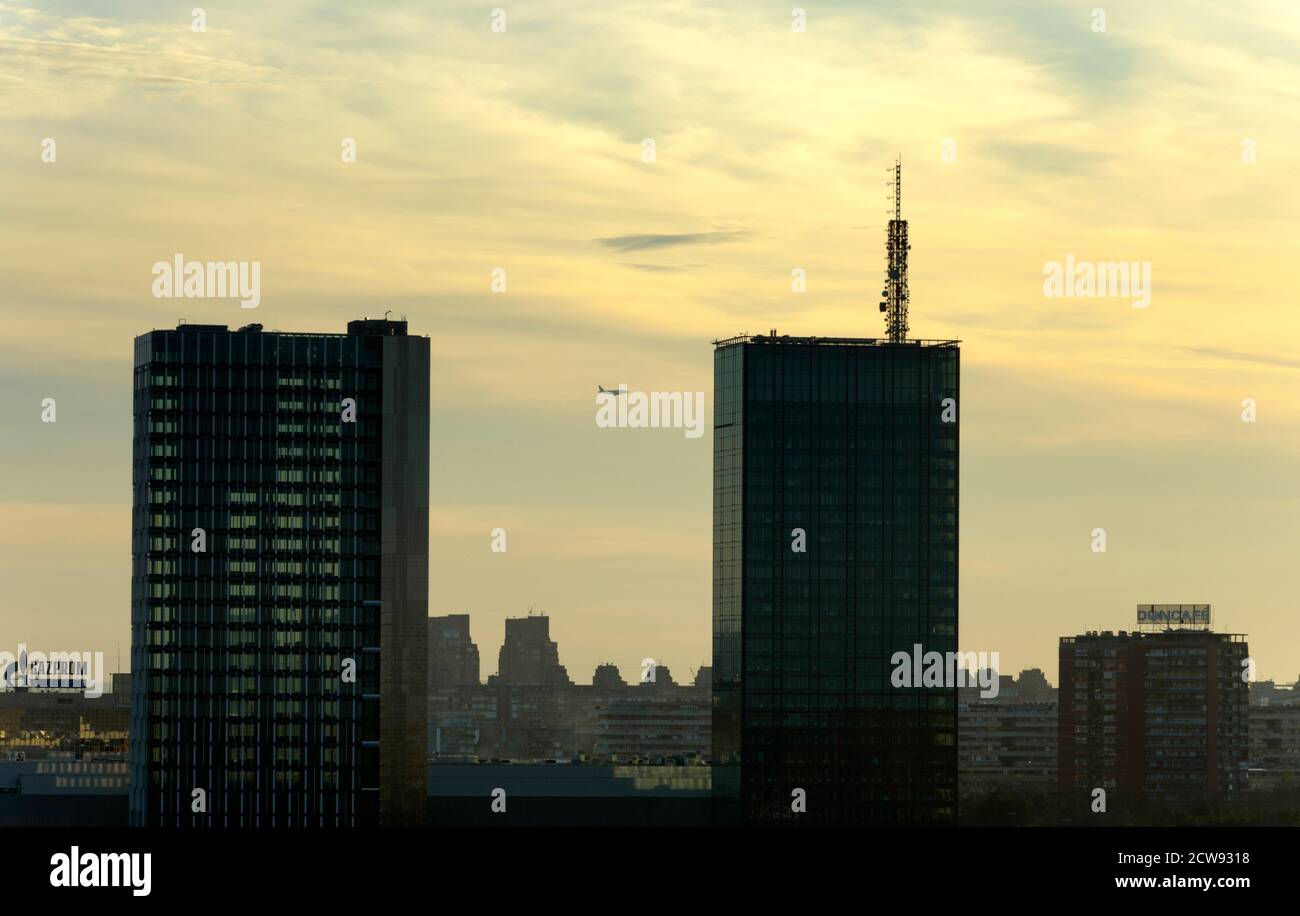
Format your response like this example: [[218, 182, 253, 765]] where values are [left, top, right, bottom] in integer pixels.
[[1137, 604, 1211, 628]]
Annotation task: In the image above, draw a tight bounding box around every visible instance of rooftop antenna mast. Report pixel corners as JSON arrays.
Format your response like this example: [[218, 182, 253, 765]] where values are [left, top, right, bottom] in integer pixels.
[[879, 156, 911, 342]]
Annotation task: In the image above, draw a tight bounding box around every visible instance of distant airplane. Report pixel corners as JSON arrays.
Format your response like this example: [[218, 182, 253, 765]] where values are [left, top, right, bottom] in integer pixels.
[[597, 385, 627, 395]]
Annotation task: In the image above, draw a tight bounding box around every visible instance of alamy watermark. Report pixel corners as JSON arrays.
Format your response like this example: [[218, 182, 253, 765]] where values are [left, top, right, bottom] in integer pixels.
[[1043, 253, 1150, 308], [595, 385, 704, 439], [891, 644, 1000, 698], [49, 846, 151, 896], [151, 254, 261, 308], [0, 645, 106, 698]]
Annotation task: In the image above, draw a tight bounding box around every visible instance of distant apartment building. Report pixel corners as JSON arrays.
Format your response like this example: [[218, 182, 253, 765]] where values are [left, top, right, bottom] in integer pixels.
[[0, 687, 129, 759], [1058, 609, 1249, 803], [1247, 680, 1300, 791], [1011, 668, 1055, 702], [475, 615, 569, 759], [566, 665, 710, 763], [428, 686, 498, 758], [488, 667, 709, 762], [494, 683, 572, 760], [427, 613, 711, 763], [958, 667, 1055, 706], [592, 664, 627, 689], [1249, 679, 1300, 708], [497, 614, 571, 687], [427, 614, 490, 758], [429, 614, 480, 687], [958, 669, 1058, 795], [594, 690, 710, 762]]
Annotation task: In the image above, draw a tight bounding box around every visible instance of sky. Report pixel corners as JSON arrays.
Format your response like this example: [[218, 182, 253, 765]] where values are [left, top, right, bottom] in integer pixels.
[[1, 0, 1299, 686]]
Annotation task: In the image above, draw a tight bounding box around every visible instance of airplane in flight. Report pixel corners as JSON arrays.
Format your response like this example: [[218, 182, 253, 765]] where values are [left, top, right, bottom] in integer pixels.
[[597, 385, 627, 395]]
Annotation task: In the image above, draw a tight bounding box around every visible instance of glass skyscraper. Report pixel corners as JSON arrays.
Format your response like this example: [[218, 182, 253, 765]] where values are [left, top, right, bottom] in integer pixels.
[[712, 333, 959, 824], [129, 318, 429, 827]]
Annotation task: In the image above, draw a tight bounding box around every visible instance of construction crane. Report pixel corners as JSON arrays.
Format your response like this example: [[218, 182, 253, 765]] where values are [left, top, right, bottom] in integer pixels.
[[879, 156, 911, 343]]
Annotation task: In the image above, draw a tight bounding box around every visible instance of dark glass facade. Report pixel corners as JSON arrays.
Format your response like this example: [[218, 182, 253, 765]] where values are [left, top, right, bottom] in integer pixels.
[[128, 319, 428, 827], [712, 335, 959, 824]]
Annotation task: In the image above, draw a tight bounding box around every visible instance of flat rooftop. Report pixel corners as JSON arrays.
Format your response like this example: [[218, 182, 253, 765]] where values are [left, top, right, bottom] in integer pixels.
[[147, 318, 412, 337], [1061, 630, 1247, 641], [713, 333, 959, 349]]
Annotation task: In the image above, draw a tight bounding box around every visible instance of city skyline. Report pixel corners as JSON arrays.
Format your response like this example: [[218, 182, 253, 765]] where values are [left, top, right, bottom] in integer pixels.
[[5, 0, 1300, 689], [3, 3, 1298, 904]]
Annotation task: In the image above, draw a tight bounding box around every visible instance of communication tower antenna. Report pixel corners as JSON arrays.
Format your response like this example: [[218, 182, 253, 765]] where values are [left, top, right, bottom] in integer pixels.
[[879, 156, 911, 342]]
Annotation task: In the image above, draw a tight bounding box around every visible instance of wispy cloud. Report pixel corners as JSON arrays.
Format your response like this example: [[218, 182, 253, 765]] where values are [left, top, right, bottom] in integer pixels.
[[1184, 346, 1300, 370], [596, 232, 747, 253], [984, 142, 1107, 176], [624, 263, 685, 273]]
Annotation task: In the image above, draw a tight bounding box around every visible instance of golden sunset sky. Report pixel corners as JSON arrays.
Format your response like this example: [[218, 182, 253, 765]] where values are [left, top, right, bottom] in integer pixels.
[[2, 0, 1298, 684]]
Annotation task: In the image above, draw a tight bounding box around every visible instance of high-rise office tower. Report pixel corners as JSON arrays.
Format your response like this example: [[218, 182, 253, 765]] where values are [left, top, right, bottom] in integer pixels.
[[1058, 610, 1250, 802], [712, 332, 960, 824], [129, 318, 429, 827]]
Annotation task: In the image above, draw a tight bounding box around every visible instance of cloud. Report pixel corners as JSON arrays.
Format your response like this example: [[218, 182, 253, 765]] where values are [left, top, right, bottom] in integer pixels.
[[624, 263, 685, 273], [1184, 346, 1300, 370], [984, 142, 1108, 176], [596, 232, 746, 253], [0, 13, 281, 99]]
